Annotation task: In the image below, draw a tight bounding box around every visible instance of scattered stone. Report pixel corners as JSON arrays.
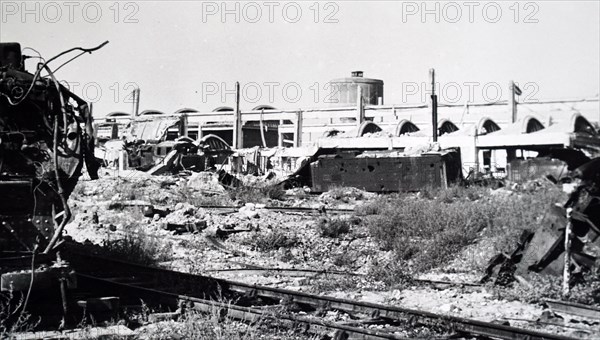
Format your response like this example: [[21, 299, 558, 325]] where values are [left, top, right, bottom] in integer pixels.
[[238, 204, 261, 219], [143, 205, 155, 217], [187, 172, 226, 193]]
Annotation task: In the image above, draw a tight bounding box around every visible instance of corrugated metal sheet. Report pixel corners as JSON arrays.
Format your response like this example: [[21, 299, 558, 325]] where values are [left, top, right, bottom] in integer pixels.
[[130, 117, 180, 142]]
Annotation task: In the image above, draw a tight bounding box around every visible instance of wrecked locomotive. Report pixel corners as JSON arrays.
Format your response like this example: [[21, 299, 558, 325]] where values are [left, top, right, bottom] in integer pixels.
[[0, 42, 105, 298]]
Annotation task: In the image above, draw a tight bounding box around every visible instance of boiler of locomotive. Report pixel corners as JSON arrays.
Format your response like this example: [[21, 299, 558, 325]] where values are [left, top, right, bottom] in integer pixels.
[[0, 42, 100, 256]]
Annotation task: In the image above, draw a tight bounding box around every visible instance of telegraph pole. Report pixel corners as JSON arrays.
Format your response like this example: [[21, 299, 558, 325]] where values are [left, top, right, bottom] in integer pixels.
[[510, 81, 517, 123], [133, 88, 141, 116], [507, 81, 520, 162], [356, 86, 365, 126], [430, 69, 438, 142], [233, 82, 242, 149]]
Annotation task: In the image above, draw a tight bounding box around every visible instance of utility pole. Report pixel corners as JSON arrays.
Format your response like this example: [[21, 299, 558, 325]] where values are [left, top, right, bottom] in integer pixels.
[[133, 88, 141, 116], [507, 81, 520, 162], [510, 81, 518, 123], [233, 82, 242, 149], [430, 69, 438, 142], [294, 110, 303, 147], [179, 113, 188, 137], [356, 86, 365, 126]]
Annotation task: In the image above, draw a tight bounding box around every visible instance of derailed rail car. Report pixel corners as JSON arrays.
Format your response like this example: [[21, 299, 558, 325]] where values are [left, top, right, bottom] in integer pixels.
[[309, 148, 462, 192]]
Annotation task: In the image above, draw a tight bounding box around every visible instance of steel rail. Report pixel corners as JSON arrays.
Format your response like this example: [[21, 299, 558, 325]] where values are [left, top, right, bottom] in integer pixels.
[[76, 273, 431, 340], [84, 201, 353, 214], [544, 299, 600, 320], [65, 248, 576, 340], [204, 267, 363, 278], [197, 205, 355, 214], [205, 268, 482, 290]]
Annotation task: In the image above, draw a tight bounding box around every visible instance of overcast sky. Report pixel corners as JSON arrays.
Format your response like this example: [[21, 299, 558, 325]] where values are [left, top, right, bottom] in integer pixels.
[[1, 1, 599, 116]]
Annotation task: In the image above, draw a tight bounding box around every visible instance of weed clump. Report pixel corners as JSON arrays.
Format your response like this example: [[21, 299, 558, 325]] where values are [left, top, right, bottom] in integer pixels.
[[317, 217, 355, 238], [245, 228, 299, 252], [229, 183, 285, 203], [354, 194, 406, 216], [101, 228, 172, 266], [368, 259, 414, 288], [1, 292, 40, 337], [135, 305, 315, 339], [177, 185, 233, 207]]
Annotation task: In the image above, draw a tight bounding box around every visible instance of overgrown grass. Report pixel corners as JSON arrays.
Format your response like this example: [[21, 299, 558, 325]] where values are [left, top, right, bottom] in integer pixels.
[[244, 229, 299, 252], [365, 194, 492, 273], [134, 302, 316, 340], [317, 217, 356, 238], [354, 193, 407, 216], [70, 297, 317, 340], [1, 292, 39, 337], [361, 184, 566, 282], [101, 228, 173, 266], [177, 185, 232, 207], [229, 183, 286, 204], [367, 259, 414, 288]]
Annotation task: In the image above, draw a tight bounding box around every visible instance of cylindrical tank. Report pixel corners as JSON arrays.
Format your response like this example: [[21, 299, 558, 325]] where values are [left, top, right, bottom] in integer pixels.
[[328, 71, 384, 106]]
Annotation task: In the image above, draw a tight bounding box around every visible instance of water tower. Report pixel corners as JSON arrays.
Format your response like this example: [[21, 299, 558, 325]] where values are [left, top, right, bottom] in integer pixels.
[[328, 71, 384, 106]]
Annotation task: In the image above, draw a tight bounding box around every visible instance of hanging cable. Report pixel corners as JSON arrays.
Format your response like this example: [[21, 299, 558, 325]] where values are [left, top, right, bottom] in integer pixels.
[[49, 50, 86, 75], [17, 245, 37, 319], [1, 41, 109, 106], [22, 47, 44, 61], [43, 41, 108, 66], [42, 65, 71, 254]]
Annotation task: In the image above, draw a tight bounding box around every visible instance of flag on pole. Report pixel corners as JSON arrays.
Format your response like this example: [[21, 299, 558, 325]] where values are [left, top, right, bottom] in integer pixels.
[[513, 83, 522, 96]]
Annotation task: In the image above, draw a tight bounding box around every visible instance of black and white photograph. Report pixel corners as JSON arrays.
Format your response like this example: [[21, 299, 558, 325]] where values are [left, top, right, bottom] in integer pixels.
[[1, 1, 599, 338]]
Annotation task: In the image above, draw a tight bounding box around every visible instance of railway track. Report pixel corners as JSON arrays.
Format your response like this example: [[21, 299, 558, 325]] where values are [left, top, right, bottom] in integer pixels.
[[76, 274, 434, 340], [63, 245, 577, 340], [543, 299, 600, 320], [197, 204, 355, 214]]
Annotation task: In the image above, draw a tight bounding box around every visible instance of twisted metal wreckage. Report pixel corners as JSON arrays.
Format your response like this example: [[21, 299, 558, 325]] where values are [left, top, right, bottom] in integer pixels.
[[483, 152, 600, 293], [0, 41, 107, 316]]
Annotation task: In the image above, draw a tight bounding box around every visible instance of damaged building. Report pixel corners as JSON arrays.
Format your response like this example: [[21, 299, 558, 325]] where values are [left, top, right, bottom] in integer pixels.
[[93, 71, 600, 191]]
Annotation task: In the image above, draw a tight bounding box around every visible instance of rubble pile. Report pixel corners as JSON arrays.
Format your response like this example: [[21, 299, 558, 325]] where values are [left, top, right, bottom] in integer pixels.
[[61, 152, 600, 338], [186, 172, 227, 194], [483, 157, 600, 293], [66, 174, 386, 274]]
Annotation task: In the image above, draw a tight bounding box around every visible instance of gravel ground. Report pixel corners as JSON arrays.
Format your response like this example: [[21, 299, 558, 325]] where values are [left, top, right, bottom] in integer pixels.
[[64, 170, 600, 339]]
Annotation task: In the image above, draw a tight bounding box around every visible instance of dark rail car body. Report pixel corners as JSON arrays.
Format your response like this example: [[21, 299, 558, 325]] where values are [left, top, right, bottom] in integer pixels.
[[310, 149, 462, 192]]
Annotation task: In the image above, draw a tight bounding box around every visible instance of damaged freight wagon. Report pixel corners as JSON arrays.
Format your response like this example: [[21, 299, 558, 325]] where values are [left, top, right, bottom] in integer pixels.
[[284, 146, 462, 192]]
